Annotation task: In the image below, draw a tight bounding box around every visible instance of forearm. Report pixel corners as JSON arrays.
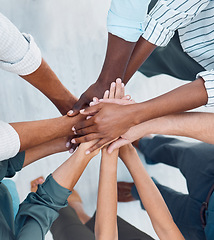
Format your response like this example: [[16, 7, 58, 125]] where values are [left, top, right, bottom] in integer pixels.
[[95, 149, 118, 240], [128, 77, 208, 125], [124, 37, 156, 84], [97, 33, 136, 86], [10, 115, 81, 151], [120, 145, 184, 239], [23, 137, 68, 167], [52, 143, 97, 191], [21, 58, 77, 115], [140, 112, 214, 144]]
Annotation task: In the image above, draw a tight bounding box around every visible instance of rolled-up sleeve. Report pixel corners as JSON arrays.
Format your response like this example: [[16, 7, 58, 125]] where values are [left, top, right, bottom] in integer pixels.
[[197, 70, 214, 107], [142, 0, 210, 46], [0, 121, 20, 161], [107, 0, 151, 42], [0, 13, 41, 75]]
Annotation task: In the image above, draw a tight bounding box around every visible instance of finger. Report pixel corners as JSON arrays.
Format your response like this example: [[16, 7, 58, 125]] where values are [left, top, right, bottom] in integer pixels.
[[67, 109, 79, 117], [108, 138, 130, 153], [71, 133, 99, 144], [99, 98, 129, 105], [75, 125, 97, 136], [109, 82, 116, 99], [115, 78, 122, 99], [121, 82, 125, 98], [79, 104, 102, 115], [86, 138, 109, 154], [122, 95, 131, 100], [93, 97, 99, 103], [103, 90, 110, 99], [74, 117, 94, 131], [72, 98, 88, 113]]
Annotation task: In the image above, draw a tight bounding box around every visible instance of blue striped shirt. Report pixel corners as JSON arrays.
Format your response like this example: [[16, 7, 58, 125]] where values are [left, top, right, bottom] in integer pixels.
[[142, 0, 214, 107], [107, 0, 214, 107]]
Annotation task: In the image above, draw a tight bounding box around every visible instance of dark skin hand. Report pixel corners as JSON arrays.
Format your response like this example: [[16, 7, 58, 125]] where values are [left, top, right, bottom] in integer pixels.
[[71, 33, 137, 114], [70, 77, 208, 153]]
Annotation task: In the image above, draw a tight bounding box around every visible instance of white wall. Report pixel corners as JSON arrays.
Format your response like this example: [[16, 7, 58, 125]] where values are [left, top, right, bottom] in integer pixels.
[[0, 1, 213, 239]]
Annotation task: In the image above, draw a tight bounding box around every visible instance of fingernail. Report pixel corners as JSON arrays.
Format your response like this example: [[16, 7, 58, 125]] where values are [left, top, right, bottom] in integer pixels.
[[85, 150, 90, 155], [116, 78, 121, 83], [72, 126, 75, 131], [68, 110, 73, 115], [69, 149, 74, 154], [93, 97, 97, 102], [71, 139, 76, 144], [80, 109, 85, 114], [66, 142, 70, 148], [122, 83, 125, 87], [126, 95, 131, 100], [99, 99, 103, 102], [111, 82, 116, 87]]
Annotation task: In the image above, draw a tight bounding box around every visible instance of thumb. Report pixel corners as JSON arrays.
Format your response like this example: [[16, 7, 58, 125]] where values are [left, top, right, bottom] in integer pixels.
[[107, 138, 130, 153]]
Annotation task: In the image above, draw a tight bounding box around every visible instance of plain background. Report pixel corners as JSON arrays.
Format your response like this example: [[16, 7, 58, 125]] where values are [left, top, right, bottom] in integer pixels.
[[0, 0, 213, 239]]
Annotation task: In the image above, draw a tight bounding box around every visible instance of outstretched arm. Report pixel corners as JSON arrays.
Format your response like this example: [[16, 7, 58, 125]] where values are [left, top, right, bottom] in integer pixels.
[[10, 114, 83, 152], [21, 58, 77, 115], [95, 148, 119, 240], [0, 13, 76, 115], [71, 76, 207, 153], [119, 144, 184, 240], [15, 140, 99, 240]]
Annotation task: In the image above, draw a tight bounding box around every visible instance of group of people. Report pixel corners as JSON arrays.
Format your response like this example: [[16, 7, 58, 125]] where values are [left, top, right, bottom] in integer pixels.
[[1, 0, 214, 239]]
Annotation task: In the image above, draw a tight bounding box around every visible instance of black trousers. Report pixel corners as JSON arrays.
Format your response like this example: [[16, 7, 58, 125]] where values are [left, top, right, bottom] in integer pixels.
[[50, 206, 154, 240]]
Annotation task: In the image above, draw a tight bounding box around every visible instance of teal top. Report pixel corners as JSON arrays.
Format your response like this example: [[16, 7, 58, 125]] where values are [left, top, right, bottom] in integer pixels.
[[0, 152, 71, 240]]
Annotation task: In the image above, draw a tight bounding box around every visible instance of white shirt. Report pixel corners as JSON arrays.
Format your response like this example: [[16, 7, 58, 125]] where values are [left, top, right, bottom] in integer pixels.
[[0, 12, 42, 160]]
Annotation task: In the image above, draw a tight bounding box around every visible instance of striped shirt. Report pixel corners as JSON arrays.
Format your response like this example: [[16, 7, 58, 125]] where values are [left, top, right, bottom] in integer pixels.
[[142, 0, 214, 106]]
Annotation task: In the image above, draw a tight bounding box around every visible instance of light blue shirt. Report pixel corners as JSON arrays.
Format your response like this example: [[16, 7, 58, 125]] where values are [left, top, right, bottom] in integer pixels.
[[107, 0, 151, 42]]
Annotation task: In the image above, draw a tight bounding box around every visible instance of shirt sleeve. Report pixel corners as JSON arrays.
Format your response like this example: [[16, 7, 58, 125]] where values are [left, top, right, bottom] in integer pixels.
[[15, 174, 72, 240], [0, 13, 42, 75], [107, 0, 151, 42], [197, 70, 214, 107], [0, 121, 20, 161], [142, 0, 210, 46]]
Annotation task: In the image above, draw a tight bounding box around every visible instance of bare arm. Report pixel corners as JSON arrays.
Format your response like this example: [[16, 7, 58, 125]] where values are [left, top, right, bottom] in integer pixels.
[[71, 76, 207, 153], [72, 33, 136, 112], [52, 141, 99, 191], [10, 114, 83, 152], [95, 148, 119, 240], [119, 144, 184, 240], [21, 58, 77, 115], [23, 137, 68, 167]]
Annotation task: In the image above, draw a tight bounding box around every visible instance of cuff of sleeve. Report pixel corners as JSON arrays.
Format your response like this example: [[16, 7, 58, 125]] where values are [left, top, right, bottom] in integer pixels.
[[107, 10, 145, 42], [197, 70, 214, 107], [41, 174, 72, 207], [142, 15, 174, 47], [0, 33, 42, 76], [0, 121, 20, 161]]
